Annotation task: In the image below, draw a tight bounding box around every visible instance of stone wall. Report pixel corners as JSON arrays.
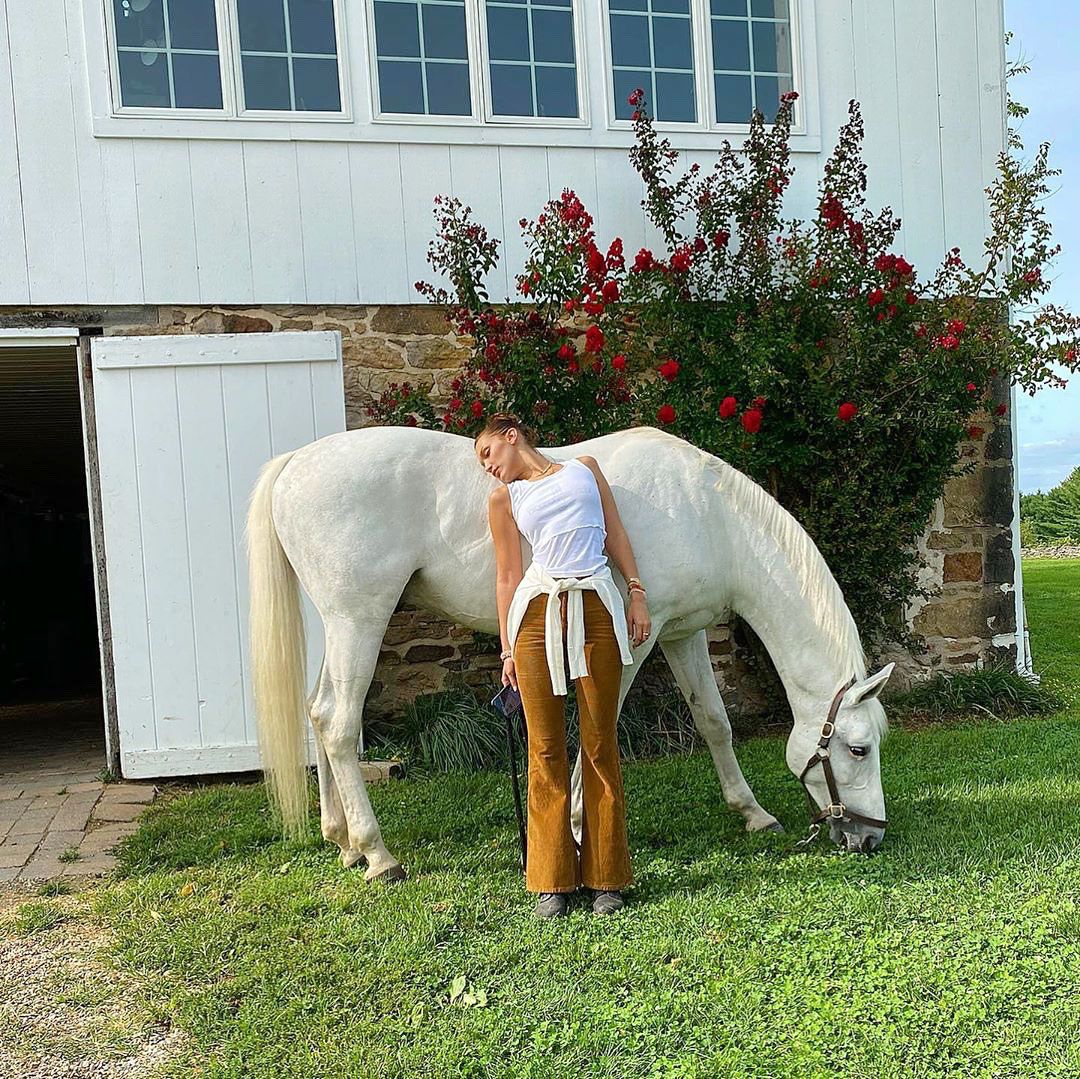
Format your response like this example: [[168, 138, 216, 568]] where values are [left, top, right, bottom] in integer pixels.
[[1, 302, 1021, 713]]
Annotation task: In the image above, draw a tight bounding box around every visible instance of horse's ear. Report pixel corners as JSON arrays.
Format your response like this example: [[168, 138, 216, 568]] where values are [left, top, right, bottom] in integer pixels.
[[844, 662, 895, 706]]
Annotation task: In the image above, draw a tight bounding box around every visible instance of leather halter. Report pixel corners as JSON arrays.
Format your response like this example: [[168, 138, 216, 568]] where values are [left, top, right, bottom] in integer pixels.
[[796, 677, 888, 846]]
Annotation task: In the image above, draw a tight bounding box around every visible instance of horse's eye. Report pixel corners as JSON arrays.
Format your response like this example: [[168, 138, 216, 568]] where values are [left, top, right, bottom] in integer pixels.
[[849, 745, 868, 758]]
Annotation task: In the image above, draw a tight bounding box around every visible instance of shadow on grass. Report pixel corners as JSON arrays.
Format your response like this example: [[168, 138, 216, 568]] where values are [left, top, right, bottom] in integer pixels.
[[118, 712, 1080, 900]]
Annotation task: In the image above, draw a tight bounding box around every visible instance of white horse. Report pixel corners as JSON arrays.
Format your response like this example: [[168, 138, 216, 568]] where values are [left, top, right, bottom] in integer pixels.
[[247, 424, 893, 882]]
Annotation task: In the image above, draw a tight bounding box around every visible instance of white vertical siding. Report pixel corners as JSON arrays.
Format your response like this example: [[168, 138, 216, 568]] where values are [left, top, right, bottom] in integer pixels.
[[0, 0, 1005, 306], [89, 331, 346, 776]]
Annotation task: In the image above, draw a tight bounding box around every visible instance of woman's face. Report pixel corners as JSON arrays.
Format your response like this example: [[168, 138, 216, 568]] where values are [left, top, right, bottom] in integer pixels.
[[475, 429, 522, 483]]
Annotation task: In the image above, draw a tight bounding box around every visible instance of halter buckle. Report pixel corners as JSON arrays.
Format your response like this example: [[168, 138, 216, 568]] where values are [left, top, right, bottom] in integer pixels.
[[820, 721, 835, 740], [827, 802, 847, 819]]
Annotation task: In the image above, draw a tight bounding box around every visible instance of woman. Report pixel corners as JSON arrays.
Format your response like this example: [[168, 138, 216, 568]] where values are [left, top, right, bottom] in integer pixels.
[[474, 413, 651, 918]]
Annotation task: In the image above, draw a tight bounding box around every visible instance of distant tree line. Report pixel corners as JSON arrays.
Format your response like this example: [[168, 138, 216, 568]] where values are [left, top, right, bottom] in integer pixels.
[[1020, 466, 1080, 545]]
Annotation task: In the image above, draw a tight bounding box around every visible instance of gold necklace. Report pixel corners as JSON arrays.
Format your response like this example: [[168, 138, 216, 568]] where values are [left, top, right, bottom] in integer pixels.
[[529, 459, 557, 481]]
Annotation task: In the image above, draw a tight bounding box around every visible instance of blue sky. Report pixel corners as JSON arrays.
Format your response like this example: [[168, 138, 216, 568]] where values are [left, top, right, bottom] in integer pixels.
[[1006, 2, 1080, 493]]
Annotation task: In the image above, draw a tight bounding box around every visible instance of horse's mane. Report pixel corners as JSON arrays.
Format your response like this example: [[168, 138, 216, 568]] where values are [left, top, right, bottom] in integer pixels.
[[701, 453, 869, 685]]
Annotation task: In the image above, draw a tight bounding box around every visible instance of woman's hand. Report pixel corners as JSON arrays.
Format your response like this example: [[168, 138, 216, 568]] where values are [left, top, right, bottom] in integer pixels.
[[502, 656, 518, 691], [628, 592, 651, 647]]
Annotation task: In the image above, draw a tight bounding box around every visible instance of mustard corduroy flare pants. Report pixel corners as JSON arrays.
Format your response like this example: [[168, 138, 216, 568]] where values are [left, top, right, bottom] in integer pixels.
[[511, 589, 633, 893]]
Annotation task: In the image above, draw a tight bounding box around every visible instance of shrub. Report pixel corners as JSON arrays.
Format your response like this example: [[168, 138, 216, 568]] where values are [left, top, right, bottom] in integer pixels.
[[372, 67, 1080, 654]]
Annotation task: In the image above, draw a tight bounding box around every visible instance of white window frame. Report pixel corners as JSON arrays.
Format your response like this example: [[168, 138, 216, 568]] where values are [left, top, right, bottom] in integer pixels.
[[601, 0, 807, 136], [99, 0, 354, 122], [367, 0, 590, 129]]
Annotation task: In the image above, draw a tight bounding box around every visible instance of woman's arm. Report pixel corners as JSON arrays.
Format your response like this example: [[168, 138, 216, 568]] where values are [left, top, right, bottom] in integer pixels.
[[578, 456, 652, 646], [488, 486, 524, 658]]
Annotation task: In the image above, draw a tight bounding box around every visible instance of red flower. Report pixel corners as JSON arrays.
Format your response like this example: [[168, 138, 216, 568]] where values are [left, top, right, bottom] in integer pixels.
[[947, 319, 967, 334], [584, 325, 605, 353], [914, 324, 928, 338], [567, 359, 579, 374], [543, 364, 556, 377], [450, 397, 463, 411], [1023, 268, 1041, 284], [484, 343, 499, 362], [441, 412, 452, 426], [471, 399, 484, 418], [906, 290, 917, 305], [564, 299, 576, 313], [894, 257, 914, 277], [995, 403, 1007, 416], [405, 415, 418, 427], [587, 247, 607, 278], [816, 339, 826, 349], [632, 248, 655, 272], [558, 343, 575, 360], [874, 253, 896, 273], [867, 288, 885, 308], [740, 408, 763, 434], [518, 277, 531, 295], [940, 334, 960, 350], [591, 359, 604, 375], [837, 402, 858, 422], [887, 304, 897, 318], [670, 247, 693, 273], [713, 230, 730, 248], [657, 403, 676, 424], [718, 395, 737, 418], [611, 354, 626, 370], [601, 280, 620, 303], [966, 382, 977, 392], [752, 396, 766, 408], [627, 87, 644, 107], [1066, 348, 1076, 362], [606, 237, 625, 270], [658, 358, 680, 381], [967, 425, 985, 439]]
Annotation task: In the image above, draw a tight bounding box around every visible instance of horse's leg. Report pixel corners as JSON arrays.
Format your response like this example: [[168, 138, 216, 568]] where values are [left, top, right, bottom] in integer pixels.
[[307, 660, 352, 857], [661, 631, 781, 832], [312, 614, 404, 881]]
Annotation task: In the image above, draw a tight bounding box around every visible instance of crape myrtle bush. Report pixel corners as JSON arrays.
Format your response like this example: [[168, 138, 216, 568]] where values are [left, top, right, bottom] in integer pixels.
[[369, 85, 1080, 650]]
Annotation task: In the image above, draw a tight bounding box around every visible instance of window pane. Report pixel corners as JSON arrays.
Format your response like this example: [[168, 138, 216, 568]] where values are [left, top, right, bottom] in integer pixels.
[[374, 2, 420, 56], [378, 59, 424, 111], [426, 62, 471, 114], [655, 70, 694, 121], [237, 0, 287, 52], [712, 19, 750, 70], [652, 0, 690, 12], [113, 0, 166, 49], [490, 62, 533, 115], [293, 57, 341, 109], [610, 14, 650, 67], [711, 0, 746, 14], [613, 68, 650, 119], [751, 0, 788, 17], [423, 3, 468, 61], [751, 20, 790, 73], [242, 55, 291, 109], [288, 0, 338, 55], [168, 0, 218, 50], [610, 0, 647, 10], [714, 73, 751, 120], [535, 65, 577, 116], [754, 73, 791, 118], [532, 8, 574, 64], [117, 49, 170, 106], [487, 5, 530, 61], [173, 52, 223, 107], [652, 16, 692, 70]]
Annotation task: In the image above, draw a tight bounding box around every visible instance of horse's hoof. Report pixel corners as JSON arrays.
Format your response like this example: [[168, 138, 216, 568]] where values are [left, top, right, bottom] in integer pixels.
[[764, 821, 785, 834], [369, 864, 407, 885], [340, 848, 365, 869]]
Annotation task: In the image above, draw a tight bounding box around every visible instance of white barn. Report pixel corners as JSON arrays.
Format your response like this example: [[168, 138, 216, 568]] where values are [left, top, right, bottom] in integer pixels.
[[0, 0, 1023, 778]]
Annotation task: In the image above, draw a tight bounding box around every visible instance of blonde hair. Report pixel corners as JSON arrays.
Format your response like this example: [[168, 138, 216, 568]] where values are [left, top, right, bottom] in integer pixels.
[[473, 412, 539, 448]]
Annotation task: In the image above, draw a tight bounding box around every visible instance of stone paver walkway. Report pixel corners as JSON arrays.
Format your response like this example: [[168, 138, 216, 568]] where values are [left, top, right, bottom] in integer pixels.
[[1, 696, 158, 882]]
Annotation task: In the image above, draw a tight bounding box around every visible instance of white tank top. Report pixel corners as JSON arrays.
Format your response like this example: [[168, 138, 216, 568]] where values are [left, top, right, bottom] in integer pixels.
[[507, 458, 607, 577]]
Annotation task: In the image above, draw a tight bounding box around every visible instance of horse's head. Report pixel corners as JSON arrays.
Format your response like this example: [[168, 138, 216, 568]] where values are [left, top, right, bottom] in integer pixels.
[[785, 663, 893, 853]]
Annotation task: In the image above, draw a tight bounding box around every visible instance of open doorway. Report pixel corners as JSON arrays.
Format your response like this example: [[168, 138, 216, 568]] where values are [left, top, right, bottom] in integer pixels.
[[0, 331, 105, 781]]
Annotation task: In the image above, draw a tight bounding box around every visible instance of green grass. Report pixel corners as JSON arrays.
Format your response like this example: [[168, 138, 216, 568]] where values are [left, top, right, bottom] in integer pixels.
[[82, 561, 1080, 1078]]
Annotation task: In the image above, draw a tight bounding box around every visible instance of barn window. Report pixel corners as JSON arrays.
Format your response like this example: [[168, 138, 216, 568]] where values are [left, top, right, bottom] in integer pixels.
[[111, 0, 224, 109], [709, 0, 793, 123], [237, 0, 343, 112], [372, 0, 473, 115], [608, 0, 697, 124], [483, 0, 580, 119], [105, 0, 346, 116]]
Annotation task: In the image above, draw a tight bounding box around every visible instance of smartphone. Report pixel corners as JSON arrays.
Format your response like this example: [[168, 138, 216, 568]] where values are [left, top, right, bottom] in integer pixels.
[[490, 680, 522, 717]]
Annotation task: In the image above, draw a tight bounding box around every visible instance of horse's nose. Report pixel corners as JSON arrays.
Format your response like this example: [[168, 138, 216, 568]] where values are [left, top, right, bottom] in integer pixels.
[[842, 829, 883, 854]]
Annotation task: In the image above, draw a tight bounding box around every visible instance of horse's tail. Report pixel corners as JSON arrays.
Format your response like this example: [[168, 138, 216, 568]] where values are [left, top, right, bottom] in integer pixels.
[[246, 451, 309, 837]]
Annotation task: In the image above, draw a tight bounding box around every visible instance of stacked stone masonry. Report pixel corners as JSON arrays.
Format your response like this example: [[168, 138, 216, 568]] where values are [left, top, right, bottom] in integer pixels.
[[1, 303, 1020, 712]]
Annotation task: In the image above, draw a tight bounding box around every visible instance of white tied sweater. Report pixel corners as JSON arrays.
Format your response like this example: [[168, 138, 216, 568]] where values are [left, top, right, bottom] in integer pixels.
[[505, 459, 635, 696]]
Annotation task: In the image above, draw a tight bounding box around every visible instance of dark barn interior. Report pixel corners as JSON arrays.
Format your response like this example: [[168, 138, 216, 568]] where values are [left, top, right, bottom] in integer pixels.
[[0, 341, 105, 770]]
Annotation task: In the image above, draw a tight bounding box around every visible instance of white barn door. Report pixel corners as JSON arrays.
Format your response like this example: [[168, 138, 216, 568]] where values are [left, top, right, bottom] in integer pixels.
[[87, 331, 345, 778]]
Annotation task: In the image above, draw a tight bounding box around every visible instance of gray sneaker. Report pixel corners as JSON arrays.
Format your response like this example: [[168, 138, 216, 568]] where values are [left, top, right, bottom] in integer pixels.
[[590, 889, 625, 915], [535, 892, 569, 919]]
